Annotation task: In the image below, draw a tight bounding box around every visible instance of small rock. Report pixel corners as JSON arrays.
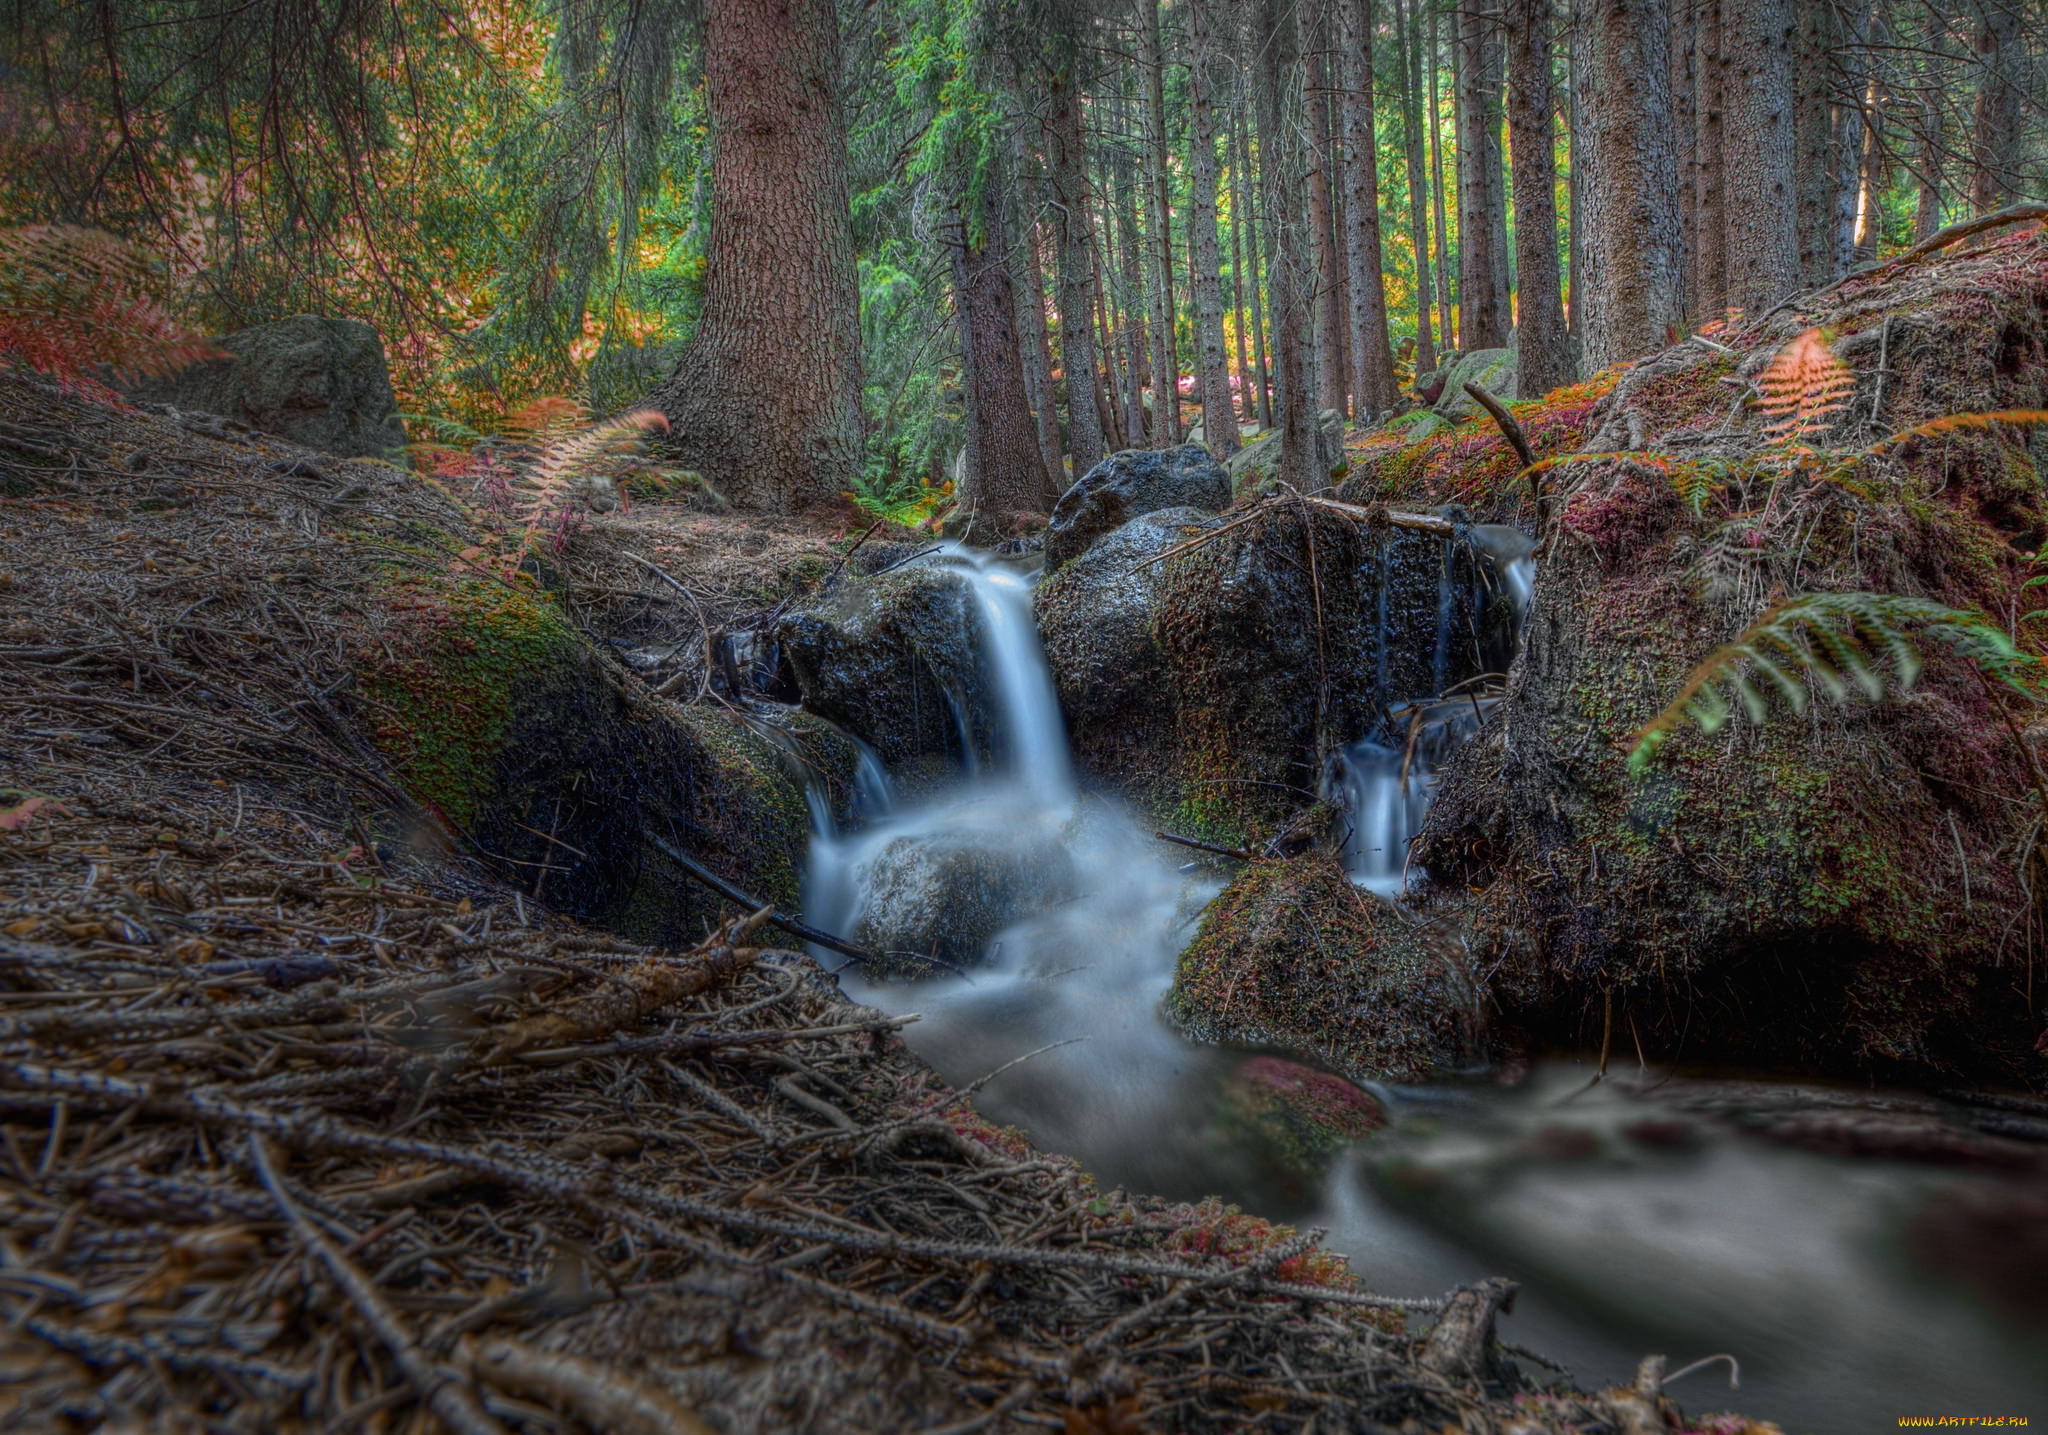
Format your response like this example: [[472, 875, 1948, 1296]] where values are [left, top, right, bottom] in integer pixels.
[[1044, 443, 1231, 574]]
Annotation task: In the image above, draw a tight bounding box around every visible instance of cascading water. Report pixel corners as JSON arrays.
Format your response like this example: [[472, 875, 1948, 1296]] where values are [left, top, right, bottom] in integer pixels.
[[787, 534, 2043, 1432]]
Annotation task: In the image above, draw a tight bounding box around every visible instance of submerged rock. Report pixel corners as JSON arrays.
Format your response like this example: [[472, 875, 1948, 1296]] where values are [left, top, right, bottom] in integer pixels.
[[849, 798, 1076, 972], [1214, 1056, 1386, 1201], [1168, 852, 1480, 1083], [131, 315, 407, 457], [1045, 443, 1232, 574]]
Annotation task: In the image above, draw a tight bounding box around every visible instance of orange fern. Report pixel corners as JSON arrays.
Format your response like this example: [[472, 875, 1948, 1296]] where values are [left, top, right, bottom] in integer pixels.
[[0, 226, 217, 400], [1755, 328, 1854, 441], [1858, 408, 2048, 456]]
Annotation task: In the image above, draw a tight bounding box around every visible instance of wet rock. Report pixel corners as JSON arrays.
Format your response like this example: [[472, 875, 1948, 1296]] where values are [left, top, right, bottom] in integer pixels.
[[850, 799, 1076, 972], [129, 315, 407, 458], [1044, 444, 1231, 574], [1168, 852, 1480, 1082], [774, 557, 994, 788], [1214, 1055, 1385, 1199], [748, 709, 892, 834], [1036, 501, 1501, 844], [1432, 348, 1517, 420]]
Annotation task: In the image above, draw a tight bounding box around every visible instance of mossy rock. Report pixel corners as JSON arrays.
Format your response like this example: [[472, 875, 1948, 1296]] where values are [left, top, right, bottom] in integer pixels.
[[1036, 504, 1505, 848], [1168, 852, 1480, 1082], [1213, 1055, 1386, 1201], [354, 571, 809, 946], [1414, 227, 2048, 1080]]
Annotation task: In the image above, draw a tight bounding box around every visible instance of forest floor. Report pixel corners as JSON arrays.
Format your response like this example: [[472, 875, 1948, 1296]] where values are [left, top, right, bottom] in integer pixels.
[[0, 374, 1755, 1434]]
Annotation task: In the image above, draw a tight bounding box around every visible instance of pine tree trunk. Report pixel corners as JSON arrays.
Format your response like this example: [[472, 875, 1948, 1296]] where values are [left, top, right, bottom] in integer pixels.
[[1456, 0, 1509, 350], [1915, 10, 1953, 240], [1048, 69, 1106, 480], [646, 0, 861, 511], [1506, 0, 1572, 395], [1793, 0, 1840, 286], [1018, 217, 1068, 501], [1574, 0, 1688, 366], [1235, 87, 1276, 427], [1427, 4, 1455, 353], [1671, 0, 1698, 312], [1188, 0, 1243, 456], [1112, 121, 1150, 444], [1253, 0, 1317, 487], [950, 174, 1050, 540], [1228, 113, 1256, 422], [1343, 0, 1400, 416], [1832, 5, 1873, 272], [1399, 0, 1438, 376], [1721, 0, 1800, 316], [1308, 38, 1349, 416], [1968, 0, 2021, 212], [1140, 0, 1181, 443], [1693, 0, 1728, 319]]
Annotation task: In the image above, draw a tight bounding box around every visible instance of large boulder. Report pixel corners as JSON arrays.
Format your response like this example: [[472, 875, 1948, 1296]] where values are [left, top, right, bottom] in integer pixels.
[[1225, 408, 1347, 495], [131, 315, 406, 457], [1411, 224, 2048, 1080], [1432, 348, 1517, 421], [1036, 502, 1509, 846], [1045, 443, 1231, 574], [1168, 852, 1481, 1082], [774, 555, 998, 791]]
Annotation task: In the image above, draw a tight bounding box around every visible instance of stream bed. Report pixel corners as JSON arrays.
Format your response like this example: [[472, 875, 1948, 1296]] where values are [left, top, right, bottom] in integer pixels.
[[796, 545, 2048, 1434]]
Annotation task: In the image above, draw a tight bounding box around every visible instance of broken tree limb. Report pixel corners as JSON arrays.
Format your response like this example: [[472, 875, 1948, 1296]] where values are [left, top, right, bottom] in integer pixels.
[[1463, 382, 1546, 534], [1419, 1275, 1519, 1384], [642, 828, 882, 969], [1766, 202, 2048, 322], [1156, 830, 1258, 862]]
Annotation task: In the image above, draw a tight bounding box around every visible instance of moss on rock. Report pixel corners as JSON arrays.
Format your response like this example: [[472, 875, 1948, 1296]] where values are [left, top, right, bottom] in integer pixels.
[[1169, 852, 1480, 1082]]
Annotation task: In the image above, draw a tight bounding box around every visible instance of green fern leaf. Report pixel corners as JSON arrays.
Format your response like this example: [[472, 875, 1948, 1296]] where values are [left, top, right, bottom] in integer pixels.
[[1627, 593, 2043, 775]]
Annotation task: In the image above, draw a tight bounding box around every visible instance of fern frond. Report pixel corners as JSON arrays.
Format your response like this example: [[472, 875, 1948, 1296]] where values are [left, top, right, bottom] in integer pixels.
[[1858, 408, 2048, 457], [516, 407, 669, 528], [1627, 592, 2041, 774], [1756, 328, 1854, 442], [0, 226, 218, 398]]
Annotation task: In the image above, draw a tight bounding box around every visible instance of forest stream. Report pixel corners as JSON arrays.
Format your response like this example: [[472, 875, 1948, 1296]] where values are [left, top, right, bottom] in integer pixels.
[[799, 545, 2048, 1434]]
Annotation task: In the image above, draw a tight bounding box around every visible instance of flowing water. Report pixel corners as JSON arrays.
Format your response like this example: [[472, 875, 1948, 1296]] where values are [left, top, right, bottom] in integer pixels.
[[793, 543, 2048, 1434]]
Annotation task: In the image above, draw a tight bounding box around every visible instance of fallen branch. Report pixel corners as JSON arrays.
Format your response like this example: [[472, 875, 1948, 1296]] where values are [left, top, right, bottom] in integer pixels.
[[1155, 830, 1259, 862], [642, 828, 883, 968], [1766, 201, 2048, 321], [463, 1336, 714, 1435], [1463, 382, 1544, 532]]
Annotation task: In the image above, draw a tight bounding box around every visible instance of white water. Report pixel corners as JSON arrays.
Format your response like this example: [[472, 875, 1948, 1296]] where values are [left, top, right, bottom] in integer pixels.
[[794, 537, 2048, 1435]]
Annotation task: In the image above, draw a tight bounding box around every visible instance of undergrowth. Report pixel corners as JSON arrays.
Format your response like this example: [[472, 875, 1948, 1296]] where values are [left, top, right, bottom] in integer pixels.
[[0, 225, 217, 402]]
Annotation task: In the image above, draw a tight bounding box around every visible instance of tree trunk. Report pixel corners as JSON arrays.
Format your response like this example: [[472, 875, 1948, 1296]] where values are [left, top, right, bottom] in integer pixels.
[[1228, 108, 1256, 421], [1671, 0, 1698, 312], [1832, 4, 1873, 272], [1693, 0, 1728, 319], [1456, 0, 1510, 350], [1428, 2, 1455, 353], [646, 0, 861, 511], [1236, 87, 1276, 427], [1506, 0, 1572, 394], [1721, 0, 1800, 317], [1018, 217, 1068, 502], [1574, 0, 1687, 367], [1139, 0, 1181, 443], [1343, 0, 1400, 416], [1111, 120, 1150, 444], [1793, 0, 1839, 286], [1188, 0, 1243, 456], [1047, 69, 1106, 479], [1399, 0, 1438, 376], [949, 174, 1050, 540], [1915, 10, 1954, 240], [1968, 0, 2022, 212], [1308, 35, 1349, 415], [1253, 0, 1317, 487]]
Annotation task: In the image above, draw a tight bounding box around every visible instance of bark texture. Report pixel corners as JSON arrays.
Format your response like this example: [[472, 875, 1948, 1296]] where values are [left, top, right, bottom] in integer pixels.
[[1399, 0, 1438, 376], [949, 176, 1050, 539], [1721, 0, 1801, 316], [1342, 0, 1400, 417], [646, 0, 862, 511], [1506, 0, 1572, 396], [1692, 0, 1727, 317], [1140, 0, 1180, 442], [1253, 0, 1318, 488], [1969, 0, 2023, 212], [1048, 71, 1107, 480], [1455, 0, 1511, 350], [1573, 0, 1687, 367], [1188, 0, 1242, 456]]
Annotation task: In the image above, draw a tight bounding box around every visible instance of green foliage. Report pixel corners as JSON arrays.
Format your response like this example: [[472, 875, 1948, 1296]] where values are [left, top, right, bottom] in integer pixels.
[[1628, 593, 2043, 775]]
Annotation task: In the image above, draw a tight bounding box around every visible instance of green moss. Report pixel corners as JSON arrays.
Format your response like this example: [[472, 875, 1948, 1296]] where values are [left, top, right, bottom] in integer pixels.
[[357, 571, 577, 829]]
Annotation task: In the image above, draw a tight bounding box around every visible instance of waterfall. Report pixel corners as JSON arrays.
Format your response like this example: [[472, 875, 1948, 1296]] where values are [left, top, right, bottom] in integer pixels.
[[926, 546, 1074, 796]]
